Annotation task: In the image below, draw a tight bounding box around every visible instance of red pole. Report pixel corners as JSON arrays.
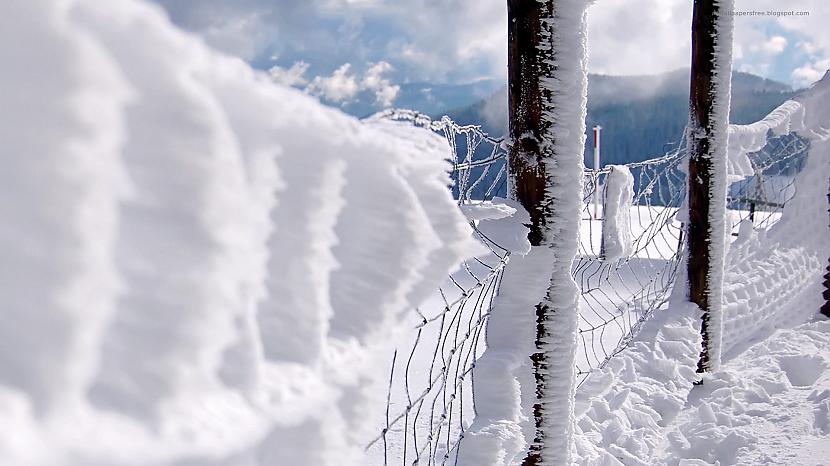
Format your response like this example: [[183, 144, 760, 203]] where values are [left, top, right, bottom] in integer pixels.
[[822, 176, 830, 318]]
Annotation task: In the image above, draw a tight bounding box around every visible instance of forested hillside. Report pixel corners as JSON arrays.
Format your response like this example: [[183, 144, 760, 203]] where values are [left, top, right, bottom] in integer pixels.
[[443, 69, 798, 166]]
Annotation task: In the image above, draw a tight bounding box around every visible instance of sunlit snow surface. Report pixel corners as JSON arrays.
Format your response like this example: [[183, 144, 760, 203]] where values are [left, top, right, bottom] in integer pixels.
[[573, 73, 830, 465], [0, 1, 484, 465]]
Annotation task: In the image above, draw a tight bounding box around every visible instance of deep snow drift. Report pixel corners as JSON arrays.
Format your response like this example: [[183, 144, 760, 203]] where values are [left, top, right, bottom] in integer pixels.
[[0, 1, 483, 465]]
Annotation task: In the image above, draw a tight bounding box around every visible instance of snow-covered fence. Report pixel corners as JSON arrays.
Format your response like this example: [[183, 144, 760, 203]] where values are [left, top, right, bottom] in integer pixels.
[[366, 111, 687, 463], [573, 76, 830, 464], [369, 97, 821, 464], [364, 110, 515, 465], [727, 133, 810, 231], [719, 78, 830, 357], [575, 145, 688, 386], [573, 114, 815, 385]]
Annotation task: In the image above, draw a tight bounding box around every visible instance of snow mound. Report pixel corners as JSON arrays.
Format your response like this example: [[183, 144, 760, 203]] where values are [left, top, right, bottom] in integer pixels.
[[0, 1, 482, 464]]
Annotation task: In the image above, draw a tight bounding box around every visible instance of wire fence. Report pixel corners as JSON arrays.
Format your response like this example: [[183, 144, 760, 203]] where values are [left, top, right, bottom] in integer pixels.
[[365, 110, 510, 465], [575, 141, 687, 386], [365, 111, 812, 464], [728, 132, 810, 232]]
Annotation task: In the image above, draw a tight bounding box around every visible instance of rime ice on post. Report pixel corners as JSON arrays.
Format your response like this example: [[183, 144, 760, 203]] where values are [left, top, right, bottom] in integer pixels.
[[685, 0, 734, 374], [458, 0, 592, 465]]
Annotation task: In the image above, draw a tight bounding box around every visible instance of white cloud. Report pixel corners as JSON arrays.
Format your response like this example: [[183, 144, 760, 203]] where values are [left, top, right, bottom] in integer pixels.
[[733, 0, 830, 86], [149, 0, 829, 86], [307, 64, 361, 103], [268, 61, 310, 87], [760, 36, 788, 55], [792, 59, 830, 87], [587, 0, 692, 76], [363, 61, 400, 106], [272, 60, 399, 107]]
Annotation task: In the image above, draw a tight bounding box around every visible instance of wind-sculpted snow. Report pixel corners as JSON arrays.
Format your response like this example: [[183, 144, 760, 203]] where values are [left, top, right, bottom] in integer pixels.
[[0, 1, 483, 464], [726, 100, 805, 181], [721, 71, 830, 357], [573, 302, 704, 465]]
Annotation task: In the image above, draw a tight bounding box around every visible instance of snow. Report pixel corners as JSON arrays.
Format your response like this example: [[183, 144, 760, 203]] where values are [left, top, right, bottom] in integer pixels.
[[476, 197, 533, 256], [681, 0, 735, 372], [657, 319, 830, 465], [530, 1, 594, 464], [720, 70, 830, 358], [726, 100, 805, 181], [4, 0, 828, 464], [573, 301, 704, 466], [459, 248, 558, 466], [0, 1, 483, 464], [601, 165, 635, 261], [700, 0, 735, 373], [573, 68, 830, 466]]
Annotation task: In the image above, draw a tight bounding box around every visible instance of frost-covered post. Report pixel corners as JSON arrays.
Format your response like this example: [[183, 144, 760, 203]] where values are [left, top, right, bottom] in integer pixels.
[[686, 0, 734, 373], [507, 0, 590, 464]]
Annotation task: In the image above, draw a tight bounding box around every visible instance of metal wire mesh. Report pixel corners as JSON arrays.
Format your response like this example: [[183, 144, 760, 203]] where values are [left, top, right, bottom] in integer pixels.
[[574, 140, 688, 386], [727, 132, 810, 232], [365, 110, 510, 465]]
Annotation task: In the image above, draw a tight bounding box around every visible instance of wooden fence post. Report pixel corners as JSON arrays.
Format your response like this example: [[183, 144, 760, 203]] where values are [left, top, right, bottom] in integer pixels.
[[507, 0, 590, 463], [686, 0, 734, 374]]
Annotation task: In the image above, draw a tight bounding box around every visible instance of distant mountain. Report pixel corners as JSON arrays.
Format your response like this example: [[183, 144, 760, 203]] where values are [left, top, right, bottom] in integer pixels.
[[334, 79, 503, 118], [441, 69, 799, 167]]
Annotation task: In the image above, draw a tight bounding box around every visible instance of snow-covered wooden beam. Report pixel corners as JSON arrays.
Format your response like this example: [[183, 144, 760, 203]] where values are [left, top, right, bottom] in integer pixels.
[[506, 0, 591, 464], [686, 0, 734, 374]]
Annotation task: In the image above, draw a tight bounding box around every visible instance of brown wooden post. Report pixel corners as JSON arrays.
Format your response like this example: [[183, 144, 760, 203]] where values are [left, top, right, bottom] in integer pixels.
[[507, 4, 552, 462], [507, 0, 589, 464], [687, 0, 733, 374], [508, 0, 548, 248]]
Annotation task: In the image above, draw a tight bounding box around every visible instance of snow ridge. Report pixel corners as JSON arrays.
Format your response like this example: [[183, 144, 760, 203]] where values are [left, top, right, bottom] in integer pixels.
[[0, 1, 483, 464]]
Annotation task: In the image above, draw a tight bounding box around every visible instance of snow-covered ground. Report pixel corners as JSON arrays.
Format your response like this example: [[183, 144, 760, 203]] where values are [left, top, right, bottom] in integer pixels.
[[573, 73, 830, 466], [658, 319, 830, 465]]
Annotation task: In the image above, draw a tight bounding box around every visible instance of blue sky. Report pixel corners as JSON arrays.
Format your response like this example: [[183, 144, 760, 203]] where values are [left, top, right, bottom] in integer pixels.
[[149, 0, 828, 101]]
